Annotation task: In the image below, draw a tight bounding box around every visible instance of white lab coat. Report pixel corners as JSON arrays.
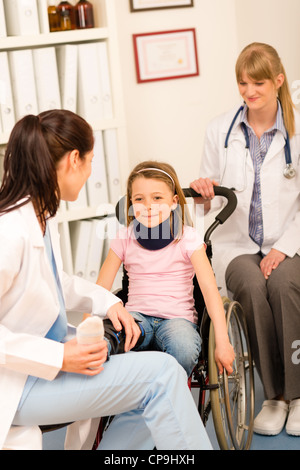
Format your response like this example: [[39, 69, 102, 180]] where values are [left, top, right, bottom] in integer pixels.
[[0, 200, 120, 450], [201, 107, 300, 292]]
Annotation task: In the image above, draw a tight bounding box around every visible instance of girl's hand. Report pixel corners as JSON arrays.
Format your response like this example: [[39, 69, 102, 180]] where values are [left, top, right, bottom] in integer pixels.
[[214, 339, 235, 375], [260, 248, 286, 280], [62, 338, 108, 376], [106, 302, 141, 352]]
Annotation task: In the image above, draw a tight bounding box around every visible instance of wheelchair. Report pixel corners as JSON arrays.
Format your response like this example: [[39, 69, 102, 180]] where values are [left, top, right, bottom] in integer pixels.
[[42, 186, 255, 451], [113, 186, 255, 450]]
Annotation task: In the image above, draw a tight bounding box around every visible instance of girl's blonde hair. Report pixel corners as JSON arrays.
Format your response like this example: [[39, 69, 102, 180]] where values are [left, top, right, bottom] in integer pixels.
[[235, 42, 295, 137], [126, 160, 190, 237]]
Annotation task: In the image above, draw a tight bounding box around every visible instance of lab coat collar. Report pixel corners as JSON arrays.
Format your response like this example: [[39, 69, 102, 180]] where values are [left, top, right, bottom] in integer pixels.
[[294, 110, 300, 136], [220, 105, 287, 159], [220, 106, 244, 135], [263, 130, 286, 165], [240, 100, 287, 139], [222, 104, 300, 139]]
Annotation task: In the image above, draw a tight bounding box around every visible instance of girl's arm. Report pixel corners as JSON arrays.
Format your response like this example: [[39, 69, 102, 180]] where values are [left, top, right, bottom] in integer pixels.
[[96, 249, 141, 351], [96, 248, 122, 291], [82, 248, 121, 321], [190, 246, 235, 374]]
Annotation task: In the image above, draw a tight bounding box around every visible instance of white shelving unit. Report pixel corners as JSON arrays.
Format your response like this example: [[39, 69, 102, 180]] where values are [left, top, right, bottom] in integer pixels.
[[0, 0, 129, 276]]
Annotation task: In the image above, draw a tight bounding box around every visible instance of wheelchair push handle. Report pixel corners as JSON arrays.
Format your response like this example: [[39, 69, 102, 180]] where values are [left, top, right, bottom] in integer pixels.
[[116, 186, 237, 227], [183, 186, 237, 225]]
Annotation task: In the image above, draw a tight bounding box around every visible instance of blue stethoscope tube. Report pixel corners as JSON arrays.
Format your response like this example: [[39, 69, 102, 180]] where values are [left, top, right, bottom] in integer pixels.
[[225, 105, 296, 179]]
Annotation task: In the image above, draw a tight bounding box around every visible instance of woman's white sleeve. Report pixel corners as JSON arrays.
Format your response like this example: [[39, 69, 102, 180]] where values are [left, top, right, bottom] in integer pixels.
[[0, 234, 63, 381]]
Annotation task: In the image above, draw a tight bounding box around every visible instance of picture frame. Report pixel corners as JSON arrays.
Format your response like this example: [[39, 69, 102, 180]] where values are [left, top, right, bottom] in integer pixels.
[[130, 0, 194, 12], [133, 29, 199, 83]]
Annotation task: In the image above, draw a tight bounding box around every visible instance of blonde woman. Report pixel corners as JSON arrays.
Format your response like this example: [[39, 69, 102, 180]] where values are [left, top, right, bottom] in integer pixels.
[[191, 43, 300, 437]]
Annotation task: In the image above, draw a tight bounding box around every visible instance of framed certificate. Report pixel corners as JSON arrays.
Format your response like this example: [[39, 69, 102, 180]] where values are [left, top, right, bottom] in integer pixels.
[[133, 29, 199, 83], [130, 0, 193, 11]]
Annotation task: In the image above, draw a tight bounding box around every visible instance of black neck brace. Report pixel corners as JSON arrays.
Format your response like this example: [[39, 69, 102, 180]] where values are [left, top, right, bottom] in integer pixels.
[[133, 211, 179, 251]]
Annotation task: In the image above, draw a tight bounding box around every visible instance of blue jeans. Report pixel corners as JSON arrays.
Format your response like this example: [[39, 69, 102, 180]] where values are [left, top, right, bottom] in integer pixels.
[[13, 351, 212, 450], [131, 312, 201, 377]]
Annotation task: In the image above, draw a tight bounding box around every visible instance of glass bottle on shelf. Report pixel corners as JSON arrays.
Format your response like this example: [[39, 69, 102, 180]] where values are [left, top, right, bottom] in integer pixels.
[[48, 1, 61, 32], [57, 1, 76, 30], [60, 9, 72, 31], [75, 0, 95, 29]]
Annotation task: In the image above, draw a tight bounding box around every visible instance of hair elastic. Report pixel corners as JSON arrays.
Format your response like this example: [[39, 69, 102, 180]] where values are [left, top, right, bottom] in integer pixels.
[[136, 168, 175, 187]]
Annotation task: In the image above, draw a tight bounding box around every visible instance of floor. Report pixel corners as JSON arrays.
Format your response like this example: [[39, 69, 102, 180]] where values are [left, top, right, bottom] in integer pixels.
[[204, 370, 300, 450], [43, 370, 299, 451]]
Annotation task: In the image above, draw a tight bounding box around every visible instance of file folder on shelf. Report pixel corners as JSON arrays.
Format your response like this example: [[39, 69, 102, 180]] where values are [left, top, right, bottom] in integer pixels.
[[102, 216, 122, 292], [36, 0, 50, 34], [70, 220, 92, 278], [56, 45, 78, 113], [32, 47, 61, 113], [58, 222, 73, 275], [3, 0, 40, 36], [0, 148, 4, 180], [77, 43, 104, 125], [103, 129, 122, 205], [85, 218, 106, 283], [97, 42, 113, 120], [86, 130, 109, 207], [0, 0, 7, 37], [8, 49, 38, 120], [0, 52, 15, 134]]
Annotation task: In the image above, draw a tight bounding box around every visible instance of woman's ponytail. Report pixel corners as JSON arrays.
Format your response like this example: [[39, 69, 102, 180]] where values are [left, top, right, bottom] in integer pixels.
[[278, 66, 295, 138], [0, 114, 59, 227], [0, 109, 94, 229]]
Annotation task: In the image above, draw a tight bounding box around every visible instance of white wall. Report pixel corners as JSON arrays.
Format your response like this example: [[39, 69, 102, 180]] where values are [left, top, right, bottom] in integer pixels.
[[114, 0, 300, 187], [114, 0, 239, 187], [235, 0, 300, 93]]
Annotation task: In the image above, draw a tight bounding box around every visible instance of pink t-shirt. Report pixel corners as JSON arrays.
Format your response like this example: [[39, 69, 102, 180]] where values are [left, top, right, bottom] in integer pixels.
[[110, 225, 204, 324]]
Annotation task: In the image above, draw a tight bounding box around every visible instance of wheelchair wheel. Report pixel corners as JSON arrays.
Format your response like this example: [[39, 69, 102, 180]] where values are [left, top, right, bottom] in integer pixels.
[[208, 298, 255, 450]]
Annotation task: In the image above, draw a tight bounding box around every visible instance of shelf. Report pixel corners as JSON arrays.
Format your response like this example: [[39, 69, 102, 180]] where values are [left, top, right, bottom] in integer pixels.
[[56, 203, 115, 223], [0, 27, 109, 51], [0, 0, 129, 278]]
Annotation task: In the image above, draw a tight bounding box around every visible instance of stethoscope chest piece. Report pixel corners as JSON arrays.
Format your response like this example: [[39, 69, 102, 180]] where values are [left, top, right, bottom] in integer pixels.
[[283, 163, 296, 179]]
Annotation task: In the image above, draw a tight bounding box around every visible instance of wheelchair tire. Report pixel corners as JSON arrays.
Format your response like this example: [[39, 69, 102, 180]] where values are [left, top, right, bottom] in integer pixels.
[[208, 298, 255, 450]]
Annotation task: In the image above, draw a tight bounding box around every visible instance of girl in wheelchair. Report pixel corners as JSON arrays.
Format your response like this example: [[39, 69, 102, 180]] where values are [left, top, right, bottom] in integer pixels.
[[97, 161, 234, 377]]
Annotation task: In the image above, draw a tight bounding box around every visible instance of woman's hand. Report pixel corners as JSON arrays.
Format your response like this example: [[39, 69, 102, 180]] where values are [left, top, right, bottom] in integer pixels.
[[106, 302, 141, 352], [62, 338, 108, 376], [214, 339, 235, 375], [190, 178, 219, 200], [260, 248, 286, 280]]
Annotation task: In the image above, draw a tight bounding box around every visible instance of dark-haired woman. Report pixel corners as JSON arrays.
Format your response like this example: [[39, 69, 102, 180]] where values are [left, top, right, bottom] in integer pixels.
[[0, 110, 212, 450]]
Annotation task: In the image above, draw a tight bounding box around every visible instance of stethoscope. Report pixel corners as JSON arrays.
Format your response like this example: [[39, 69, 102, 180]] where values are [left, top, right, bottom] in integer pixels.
[[224, 105, 296, 180]]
